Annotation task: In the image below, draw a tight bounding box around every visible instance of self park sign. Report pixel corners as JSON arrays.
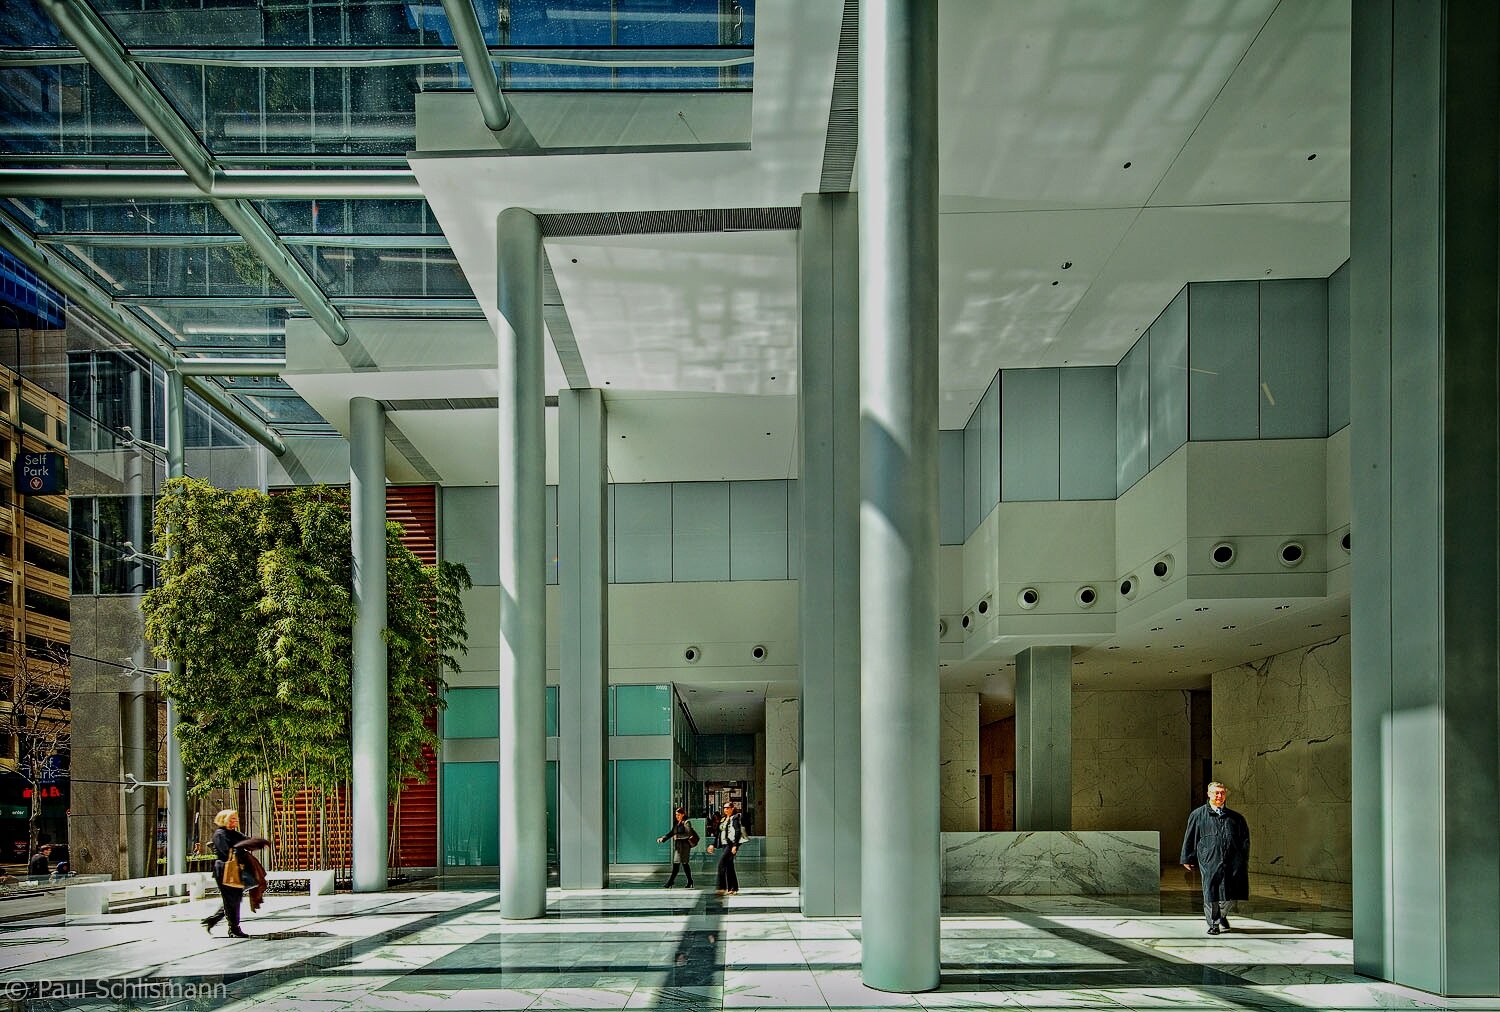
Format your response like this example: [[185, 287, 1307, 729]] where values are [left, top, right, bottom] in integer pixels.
[[15, 451, 66, 496]]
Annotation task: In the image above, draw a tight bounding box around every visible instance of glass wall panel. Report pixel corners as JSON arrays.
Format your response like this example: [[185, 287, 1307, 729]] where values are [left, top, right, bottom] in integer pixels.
[[546, 759, 559, 864], [728, 480, 787, 580], [962, 395, 983, 538], [1058, 366, 1117, 500], [289, 246, 473, 298], [978, 374, 1000, 516], [1148, 287, 1188, 467], [611, 759, 672, 863], [1328, 261, 1350, 432], [16, 199, 231, 236], [53, 242, 289, 299], [1259, 279, 1329, 438], [442, 761, 497, 866], [443, 687, 498, 739], [1000, 368, 1060, 502], [614, 483, 672, 583], [546, 685, 559, 739], [1116, 334, 1150, 493], [938, 429, 964, 544], [670, 482, 729, 581], [92, 0, 454, 47], [130, 305, 289, 350], [545, 484, 558, 585], [786, 478, 800, 577], [614, 684, 672, 736], [0, 65, 165, 155], [1188, 281, 1260, 441]]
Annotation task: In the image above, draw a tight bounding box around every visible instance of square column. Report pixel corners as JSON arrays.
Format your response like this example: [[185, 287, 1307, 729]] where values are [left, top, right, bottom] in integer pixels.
[[558, 388, 609, 889], [1350, 0, 1500, 995], [798, 191, 861, 917], [1015, 646, 1071, 831]]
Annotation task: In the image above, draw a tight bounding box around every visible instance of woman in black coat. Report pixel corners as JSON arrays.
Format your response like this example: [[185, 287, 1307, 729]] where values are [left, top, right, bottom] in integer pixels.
[[202, 809, 269, 938], [657, 808, 697, 888]]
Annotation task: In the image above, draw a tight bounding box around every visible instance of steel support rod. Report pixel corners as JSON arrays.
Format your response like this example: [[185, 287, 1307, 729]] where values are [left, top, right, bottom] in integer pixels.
[[0, 215, 288, 455], [0, 169, 423, 199], [440, 0, 514, 133], [177, 357, 286, 376], [496, 207, 547, 918], [857, 0, 941, 994], [34, 0, 354, 347], [350, 396, 389, 893], [164, 369, 188, 876]]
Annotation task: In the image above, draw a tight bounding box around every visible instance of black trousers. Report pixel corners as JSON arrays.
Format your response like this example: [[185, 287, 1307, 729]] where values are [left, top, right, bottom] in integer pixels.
[[715, 847, 738, 892], [1202, 893, 1232, 928], [206, 882, 243, 931], [664, 859, 694, 886]]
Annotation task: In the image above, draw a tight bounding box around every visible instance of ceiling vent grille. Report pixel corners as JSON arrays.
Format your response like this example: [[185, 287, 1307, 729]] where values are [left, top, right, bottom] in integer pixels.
[[538, 207, 800, 237], [818, 0, 859, 193]]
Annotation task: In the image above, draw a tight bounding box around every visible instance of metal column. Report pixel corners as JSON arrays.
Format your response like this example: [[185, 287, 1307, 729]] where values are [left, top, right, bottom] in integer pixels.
[[1014, 646, 1072, 831], [349, 396, 388, 892], [1350, 0, 1500, 995], [798, 192, 861, 917], [496, 207, 547, 918], [558, 389, 609, 889], [164, 370, 187, 875], [857, 0, 941, 992]]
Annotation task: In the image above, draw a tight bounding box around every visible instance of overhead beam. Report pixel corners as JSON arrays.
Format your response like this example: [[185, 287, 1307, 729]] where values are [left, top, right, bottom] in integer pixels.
[[34, 0, 354, 347], [0, 168, 423, 199], [439, 0, 514, 134], [177, 357, 286, 377], [0, 213, 288, 456], [0, 44, 755, 69]]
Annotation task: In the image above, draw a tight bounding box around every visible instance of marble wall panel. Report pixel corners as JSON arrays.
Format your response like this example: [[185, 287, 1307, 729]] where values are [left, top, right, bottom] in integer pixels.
[[1210, 634, 1351, 883], [764, 696, 799, 864], [1072, 689, 1191, 863], [941, 830, 1160, 895], [940, 693, 979, 831]]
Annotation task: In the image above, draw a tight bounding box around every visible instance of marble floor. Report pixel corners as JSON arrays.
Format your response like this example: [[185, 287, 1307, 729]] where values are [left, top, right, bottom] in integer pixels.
[[1, 869, 1495, 1012]]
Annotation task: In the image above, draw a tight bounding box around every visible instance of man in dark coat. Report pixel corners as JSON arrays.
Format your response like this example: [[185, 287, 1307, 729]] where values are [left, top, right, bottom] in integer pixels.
[[1180, 782, 1250, 935]]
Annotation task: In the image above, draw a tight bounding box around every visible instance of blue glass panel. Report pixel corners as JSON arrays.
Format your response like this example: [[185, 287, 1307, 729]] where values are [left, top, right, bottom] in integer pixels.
[[93, 0, 454, 47], [1000, 368, 1060, 502], [1058, 367, 1117, 500], [442, 761, 497, 866], [0, 65, 164, 155], [0, 0, 67, 47], [1188, 281, 1260, 441], [1148, 287, 1188, 468], [614, 683, 671, 736], [444, 687, 498, 739], [1259, 279, 1329, 438]]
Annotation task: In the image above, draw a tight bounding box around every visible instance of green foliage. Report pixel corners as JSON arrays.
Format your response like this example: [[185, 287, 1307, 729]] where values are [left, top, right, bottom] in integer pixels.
[[143, 478, 470, 813]]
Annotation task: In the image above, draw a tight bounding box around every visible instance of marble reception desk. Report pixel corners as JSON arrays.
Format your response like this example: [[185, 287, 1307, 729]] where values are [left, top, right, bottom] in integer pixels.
[[941, 831, 1160, 895]]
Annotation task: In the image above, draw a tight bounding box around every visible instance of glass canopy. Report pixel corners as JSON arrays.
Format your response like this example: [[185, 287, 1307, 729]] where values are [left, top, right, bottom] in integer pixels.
[[0, 0, 756, 439]]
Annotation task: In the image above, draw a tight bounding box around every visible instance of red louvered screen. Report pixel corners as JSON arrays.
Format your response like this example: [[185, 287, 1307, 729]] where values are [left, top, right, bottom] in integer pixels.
[[387, 485, 439, 868]]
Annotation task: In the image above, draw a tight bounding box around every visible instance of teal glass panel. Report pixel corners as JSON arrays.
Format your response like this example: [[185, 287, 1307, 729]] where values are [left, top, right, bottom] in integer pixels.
[[963, 393, 983, 537], [613, 759, 672, 863], [938, 430, 965, 544], [978, 374, 1001, 515], [729, 480, 789, 580], [614, 684, 672, 736], [546, 686, 559, 738], [443, 687, 498, 739], [442, 761, 497, 866]]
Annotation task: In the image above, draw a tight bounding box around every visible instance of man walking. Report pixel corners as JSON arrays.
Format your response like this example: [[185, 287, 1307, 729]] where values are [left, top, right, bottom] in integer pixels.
[[1180, 781, 1250, 935]]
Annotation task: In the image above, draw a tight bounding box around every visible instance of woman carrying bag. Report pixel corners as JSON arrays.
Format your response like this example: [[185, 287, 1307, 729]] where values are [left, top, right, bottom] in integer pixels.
[[657, 807, 699, 888], [202, 809, 269, 938]]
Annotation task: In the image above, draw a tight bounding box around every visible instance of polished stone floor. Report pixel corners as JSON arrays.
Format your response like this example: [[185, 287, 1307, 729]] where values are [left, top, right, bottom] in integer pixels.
[[1, 867, 1496, 1011]]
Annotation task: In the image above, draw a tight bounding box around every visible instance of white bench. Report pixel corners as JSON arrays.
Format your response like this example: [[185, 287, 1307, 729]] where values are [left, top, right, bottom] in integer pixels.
[[65, 871, 214, 918], [263, 869, 336, 913]]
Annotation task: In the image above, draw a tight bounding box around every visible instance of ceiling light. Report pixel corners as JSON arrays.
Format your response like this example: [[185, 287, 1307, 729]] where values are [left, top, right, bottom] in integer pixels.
[[1122, 161, 1132, 169], [1060, 261, 1072, 270], [1307, 153, 1317, 161]]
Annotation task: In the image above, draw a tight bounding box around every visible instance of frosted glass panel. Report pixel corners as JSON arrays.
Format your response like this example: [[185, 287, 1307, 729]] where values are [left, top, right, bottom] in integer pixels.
[[787, 479, 801, 577], [443, 762, 497, 866], [545, 484, 558, 585], [1260, 279, 1329, 438], [442, 486, 498, 586], [1116, 335, 1149, 493], [1001, 369, 1060, 501], [671, 482, 730, 581], [1149, 287, 1188, 467], [1059, 366, 1117, 500], [978, 374, 1001, 514], [443, 688, 498, 739], [1189, 281, 1260, 440], [1328, 261, 1350, 432], [963, 398, 983, 537], [546, 685, 559, 738], [938, 429, 965, 544], [614, 483, 672, 583], [730, 480, 788, 580]]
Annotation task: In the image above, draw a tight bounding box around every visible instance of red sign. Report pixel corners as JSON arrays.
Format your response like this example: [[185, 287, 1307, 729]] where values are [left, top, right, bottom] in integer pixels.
[[21, 786, 63, 800]]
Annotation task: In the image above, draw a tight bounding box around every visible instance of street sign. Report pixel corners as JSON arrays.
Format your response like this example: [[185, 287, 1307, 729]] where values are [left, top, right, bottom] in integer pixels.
[[14, 451, 66, 495]]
